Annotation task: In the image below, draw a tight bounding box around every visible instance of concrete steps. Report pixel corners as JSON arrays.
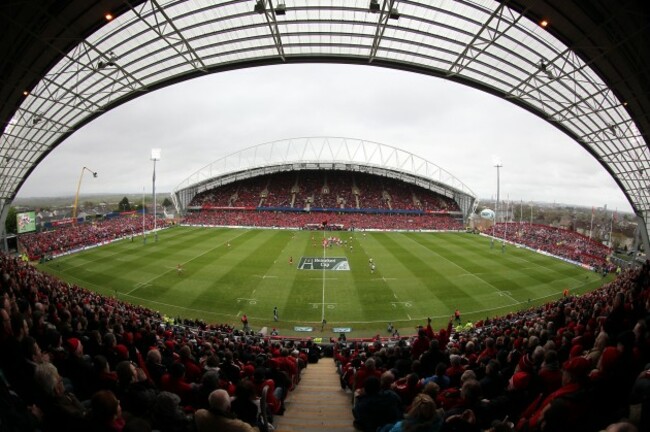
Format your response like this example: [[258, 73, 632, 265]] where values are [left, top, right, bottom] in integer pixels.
[[272, 358, 356, 432]]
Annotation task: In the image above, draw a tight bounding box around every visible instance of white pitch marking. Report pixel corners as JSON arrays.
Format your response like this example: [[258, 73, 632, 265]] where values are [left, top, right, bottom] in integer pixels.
[[126, 230, 249, 296]]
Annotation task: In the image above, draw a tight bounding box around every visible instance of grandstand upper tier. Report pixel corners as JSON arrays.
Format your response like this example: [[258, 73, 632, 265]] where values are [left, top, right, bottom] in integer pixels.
[[172, 137, 477, 222]]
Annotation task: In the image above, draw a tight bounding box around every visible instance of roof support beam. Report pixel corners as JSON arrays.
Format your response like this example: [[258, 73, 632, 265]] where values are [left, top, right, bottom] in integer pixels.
[[369, 0, 397, 63], [255, 0, 286, 61], [127, 0, 209, 72], [447, 1, 523, 77]]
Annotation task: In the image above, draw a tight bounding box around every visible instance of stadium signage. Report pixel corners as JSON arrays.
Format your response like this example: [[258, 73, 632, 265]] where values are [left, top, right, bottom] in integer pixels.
[[294, 326, 313, 332], [17, 211, 36, 233], [297, 257, 350, 270], [332, 327, 352, 333]]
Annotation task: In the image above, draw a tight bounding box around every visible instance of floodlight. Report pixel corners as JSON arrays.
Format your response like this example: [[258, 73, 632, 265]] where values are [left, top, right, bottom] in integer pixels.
[[275, 1, 286, 15], [538, 59, 553, 79], [254, 0, 265, 13], [389, 7, 400, 19], [97, 51, 118, 70], [369, 0, 380, 13], [72, 166, 98, 221], [151, 148, 161, 160]]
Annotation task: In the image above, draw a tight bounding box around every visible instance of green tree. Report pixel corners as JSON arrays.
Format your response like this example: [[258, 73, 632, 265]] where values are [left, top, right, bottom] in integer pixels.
[[5, 207, 17, 234], [118, 197, 131, 212], [161, 198, 173, 209]]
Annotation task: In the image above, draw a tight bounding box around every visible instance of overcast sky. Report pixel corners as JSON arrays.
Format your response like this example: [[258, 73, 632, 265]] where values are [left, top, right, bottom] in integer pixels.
[[17, 64, 633, 213]]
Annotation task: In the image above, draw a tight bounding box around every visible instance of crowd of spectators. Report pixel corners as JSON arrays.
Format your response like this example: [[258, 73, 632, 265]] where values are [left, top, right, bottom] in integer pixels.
[[19, 216, 171, 261], [0, 251, 323, 431], [1, 216, 649, 431], [489, 223, 613, 268], [188, 170, 460, 212], [335, 261, 650, 432], [183, 210, 464, 231]]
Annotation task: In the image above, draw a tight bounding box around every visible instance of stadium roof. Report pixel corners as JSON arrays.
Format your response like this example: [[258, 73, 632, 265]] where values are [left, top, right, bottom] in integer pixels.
[[0, 0, 649, 245], [171, 136, 478, 217]]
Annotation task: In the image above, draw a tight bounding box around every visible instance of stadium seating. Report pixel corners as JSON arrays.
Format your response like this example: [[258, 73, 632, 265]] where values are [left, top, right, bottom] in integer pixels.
[[18, 215, 169, 260], [1, 244, 648, 431], [188, 170, 460, 212], [490, 222, 613, 268]]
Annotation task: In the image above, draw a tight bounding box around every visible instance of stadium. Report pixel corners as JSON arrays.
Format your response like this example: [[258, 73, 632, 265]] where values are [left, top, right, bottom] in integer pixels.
[[1, 2, 650, 432]]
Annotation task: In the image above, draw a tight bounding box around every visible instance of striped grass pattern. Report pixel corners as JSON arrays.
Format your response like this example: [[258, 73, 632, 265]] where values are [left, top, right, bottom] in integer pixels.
[[38, 227, 610, 337]]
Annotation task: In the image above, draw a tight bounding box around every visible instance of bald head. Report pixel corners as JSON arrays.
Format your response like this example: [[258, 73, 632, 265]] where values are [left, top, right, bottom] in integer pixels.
[[208, 389, 230, 412]]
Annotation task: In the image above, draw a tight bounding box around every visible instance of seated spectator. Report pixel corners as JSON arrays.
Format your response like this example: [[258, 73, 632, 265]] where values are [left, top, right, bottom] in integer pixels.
[[393, 372, 423, 408], [383, 393, 443, 432], [91, 355, 119, 395], [230, 378, 260, 428], [115, 360, 157, 419], [33, 362, 87, 432], [160, 362, 196, 406], [88, 390, 125, 432], [145, 348, 166, 387], [353, 376, 403, 432], [195, 389, 257, 432], [151, 391, 193, 432], [516, 356, 592, 431]]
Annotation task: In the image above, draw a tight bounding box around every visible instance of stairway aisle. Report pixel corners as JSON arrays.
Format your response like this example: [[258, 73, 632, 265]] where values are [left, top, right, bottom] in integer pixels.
[[272, 357, 356, 432]]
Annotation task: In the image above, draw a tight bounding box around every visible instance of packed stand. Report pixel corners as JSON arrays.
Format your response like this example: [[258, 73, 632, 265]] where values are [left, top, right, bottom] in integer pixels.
[[188, 170, 460, 212], [18, 215, 169, 260], [0, 252, 317, 432], [334, 260, 650, 432], [490, 223, 612, 268], [261, 174, 294, 208], [183, 209, 463, 231]]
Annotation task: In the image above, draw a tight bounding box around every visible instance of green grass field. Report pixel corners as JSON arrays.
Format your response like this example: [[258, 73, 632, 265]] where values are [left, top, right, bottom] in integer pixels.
[[38, 226, 611, 337]]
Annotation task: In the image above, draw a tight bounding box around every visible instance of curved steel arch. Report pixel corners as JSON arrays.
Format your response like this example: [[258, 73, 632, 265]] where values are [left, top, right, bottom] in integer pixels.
[[171, 136, 478, 218], [0, 0, 648, 247]]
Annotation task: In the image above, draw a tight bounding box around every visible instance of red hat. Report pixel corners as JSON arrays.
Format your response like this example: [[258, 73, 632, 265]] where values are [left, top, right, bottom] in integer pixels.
[[243, 364, 255, 377], [66, 337, 81, 353], [563, 356, 591, 378], [511, 371, 531, 390], [599, 347, 620, 373], [518, 354, 534, 372], [569, 344, 584, 359], [115, 344, 129, 360]]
